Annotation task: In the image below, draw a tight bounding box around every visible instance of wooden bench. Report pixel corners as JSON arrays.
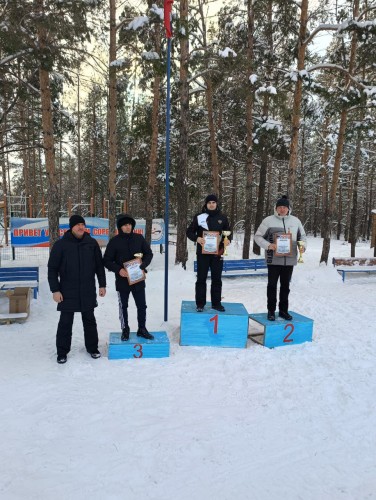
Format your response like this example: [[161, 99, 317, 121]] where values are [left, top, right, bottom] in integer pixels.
[[0, 312, 29, 324], [332, 257, 376, 282], [194, 258, 267, 278], [0, 267, 39, 298]]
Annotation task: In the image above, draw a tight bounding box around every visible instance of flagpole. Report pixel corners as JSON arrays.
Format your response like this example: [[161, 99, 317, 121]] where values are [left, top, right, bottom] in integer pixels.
[[164, 33, 172, 322]]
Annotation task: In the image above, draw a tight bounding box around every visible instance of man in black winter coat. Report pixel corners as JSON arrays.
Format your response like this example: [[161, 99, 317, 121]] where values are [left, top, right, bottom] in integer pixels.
[[186, 194, 231, 312], [48, 215, 106, 364], [104, 213, 154, 341]]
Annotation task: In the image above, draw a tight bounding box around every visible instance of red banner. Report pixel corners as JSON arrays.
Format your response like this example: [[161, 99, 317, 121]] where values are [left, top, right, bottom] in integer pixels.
[[164, 0, 173, 38]]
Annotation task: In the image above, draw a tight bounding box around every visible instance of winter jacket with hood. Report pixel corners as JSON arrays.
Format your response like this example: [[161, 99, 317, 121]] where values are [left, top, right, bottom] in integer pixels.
[[103, 213, 153, 292], [48, 230, 106, 312], [254, 206, 307, 266]]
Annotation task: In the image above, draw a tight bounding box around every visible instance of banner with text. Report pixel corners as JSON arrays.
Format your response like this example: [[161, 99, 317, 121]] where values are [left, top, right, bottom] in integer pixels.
[[10, 218, 165, 247]]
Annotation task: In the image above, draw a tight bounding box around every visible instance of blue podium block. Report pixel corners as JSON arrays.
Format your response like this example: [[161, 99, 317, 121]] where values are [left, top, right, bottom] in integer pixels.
[[249, 311, 313, 348], [108, 331, 170, 360], [180, 301, 248, 348]]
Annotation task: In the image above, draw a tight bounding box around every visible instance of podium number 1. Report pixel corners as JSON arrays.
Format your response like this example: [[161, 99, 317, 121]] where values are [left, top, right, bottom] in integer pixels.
[[210, 314, 218, 334], [283, 323, 294, 343]]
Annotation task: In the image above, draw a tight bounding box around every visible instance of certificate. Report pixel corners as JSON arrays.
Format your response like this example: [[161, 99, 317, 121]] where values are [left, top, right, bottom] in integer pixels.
[[123, 259, 145, 285], [202, 231, 220, 255], [274, 233, 292, 257]]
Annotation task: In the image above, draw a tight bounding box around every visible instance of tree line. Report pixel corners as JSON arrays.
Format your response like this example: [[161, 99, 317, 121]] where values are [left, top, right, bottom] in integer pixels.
[[0, 0, 375, 265]]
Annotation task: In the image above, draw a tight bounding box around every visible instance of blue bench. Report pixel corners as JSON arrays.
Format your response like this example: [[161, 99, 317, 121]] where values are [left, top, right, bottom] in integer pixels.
[[0, 267, 39, 298], [336, 267, 376, 282], [332, 257, 376, 282], [194, 258, 267, 278]]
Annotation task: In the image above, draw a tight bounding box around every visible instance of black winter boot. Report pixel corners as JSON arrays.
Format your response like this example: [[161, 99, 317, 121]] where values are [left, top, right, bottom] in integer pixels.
[[121, 326, 130, 341], [212, 303, 225, 312], [267, 311, 275, 321], [279, 311, 293, 321], [137, 327, 154, 340], [87, 349, 101, 359]]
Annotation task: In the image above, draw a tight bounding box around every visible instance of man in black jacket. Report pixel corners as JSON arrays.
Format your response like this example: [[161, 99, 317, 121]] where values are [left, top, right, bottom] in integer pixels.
[[48, 215, 106, 364], [104, 213, 154, 341], [186, 194, 231, 312]]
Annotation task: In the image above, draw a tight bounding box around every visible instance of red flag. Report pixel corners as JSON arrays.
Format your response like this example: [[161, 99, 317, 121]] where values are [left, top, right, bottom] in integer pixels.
[[164, 0, 173, 38]]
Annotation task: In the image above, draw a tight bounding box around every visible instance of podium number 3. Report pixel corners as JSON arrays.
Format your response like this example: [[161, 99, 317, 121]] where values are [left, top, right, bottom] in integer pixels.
[[283, 323, 294, 343], [210, 314, 218, 334], [133, 343, 143, 358]]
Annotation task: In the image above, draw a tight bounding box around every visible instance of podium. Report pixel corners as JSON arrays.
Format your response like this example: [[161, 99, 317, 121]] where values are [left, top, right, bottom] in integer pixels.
[[108, 331, 170, 360], [248, 311, 313, 348], [180, 301, 248, 348]]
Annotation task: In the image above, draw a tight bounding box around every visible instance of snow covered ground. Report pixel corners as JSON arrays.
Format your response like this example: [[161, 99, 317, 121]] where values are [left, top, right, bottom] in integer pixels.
[[0, 236, 375, 500]]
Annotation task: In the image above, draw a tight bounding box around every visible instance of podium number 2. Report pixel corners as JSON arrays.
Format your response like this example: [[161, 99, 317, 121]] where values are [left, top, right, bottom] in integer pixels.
[[133, 343, 143, 358], [210, 314, 218, 334], [283, 323, 294, 343]]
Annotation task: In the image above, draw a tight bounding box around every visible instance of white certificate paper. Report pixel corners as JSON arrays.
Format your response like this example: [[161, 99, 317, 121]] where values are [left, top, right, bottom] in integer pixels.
[[124, 259, 145, 285], [275, 234, 292, 255], [202, 231, 220, 254]]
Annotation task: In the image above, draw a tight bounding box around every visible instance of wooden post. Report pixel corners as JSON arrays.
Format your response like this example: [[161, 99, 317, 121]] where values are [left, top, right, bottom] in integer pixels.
[[68, 197, 72, 217], [123, 200, 127, 213]]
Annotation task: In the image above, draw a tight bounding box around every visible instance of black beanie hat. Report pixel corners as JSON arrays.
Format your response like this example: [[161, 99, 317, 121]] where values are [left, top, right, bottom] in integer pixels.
[[116, 213, 136, 230], [205, 194, 218, 204], [69, 214, 85, 229], [276, 195, 290, 208]]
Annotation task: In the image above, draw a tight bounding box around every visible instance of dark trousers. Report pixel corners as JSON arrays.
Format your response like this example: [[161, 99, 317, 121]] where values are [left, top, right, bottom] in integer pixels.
[[118, 288, 147, 330], [56, 310, 98, 356], [267, 265, 294, 313], [196, 253, 223, 307]]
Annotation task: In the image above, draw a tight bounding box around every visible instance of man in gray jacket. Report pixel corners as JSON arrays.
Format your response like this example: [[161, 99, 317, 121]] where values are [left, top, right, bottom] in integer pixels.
[[254, 195, 306, 321]]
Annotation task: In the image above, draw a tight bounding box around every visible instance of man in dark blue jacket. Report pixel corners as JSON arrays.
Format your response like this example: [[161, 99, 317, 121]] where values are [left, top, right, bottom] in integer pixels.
[[104, 213, 153, 341], [48, 215, 106, 364]]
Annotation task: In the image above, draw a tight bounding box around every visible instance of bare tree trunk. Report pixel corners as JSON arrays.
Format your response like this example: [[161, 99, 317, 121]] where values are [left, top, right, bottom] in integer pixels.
[[145, 92, 161, 242], [20, 113, 31, 215], [37, 0, 59, 247], [206, 78, 220, 195], [252, 1, 272, 255], [108, 0, 117, 237], [91, 101, 97, 216], [39, 66, 59, 246], [337, 183, 343, 240], [175, 0, 189, 268], [297, 123, 306, 220], [319, 118, 330, 238], [0, 124, 9, 244], [349, 132, 362, 256], [242, 0, 255, 259], [230, 164, 237, 227], [287, 0, 309, 204], [77, 72, 82, 206], [197, 0, 220, 196], [365, 164, 374, 240], [320, 0, 359, 263], [145, 10, 161, 244]]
